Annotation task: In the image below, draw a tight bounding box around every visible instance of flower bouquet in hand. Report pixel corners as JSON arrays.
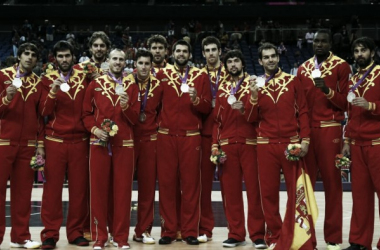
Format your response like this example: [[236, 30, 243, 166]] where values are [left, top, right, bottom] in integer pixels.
[[285, 143, 301, 161], [335, 154, 351, 170], [30, 155, 46, 182], [99, 119, 118, 147], [210, 148, 227, 165], [83, 62, 96, 75]]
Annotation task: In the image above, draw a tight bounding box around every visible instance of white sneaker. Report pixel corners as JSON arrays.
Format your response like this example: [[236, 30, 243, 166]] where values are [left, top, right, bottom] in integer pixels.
[[10, 240, 41, 249], [267, 243, 276, 249], [109, 236, 113, 244], [327, 243, 341, 250], [133, 232, 155, 244], [112, 241, 118, 247], [197, 234, 212, 243]]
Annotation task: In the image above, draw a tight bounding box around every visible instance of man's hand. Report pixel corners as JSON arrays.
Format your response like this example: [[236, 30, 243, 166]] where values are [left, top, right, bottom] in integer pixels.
[[50, 78, 65, 94], [119, 92, 129, 109], [352, 97, 369, 110], [94, 129, 109, 142], [231, 101, 244, 114], [6, 85, 18, 101], [314, 77, 329, 94], [189, 87, 197, 103], [342, 143, 351, 157], [36, 147, 45, 158], [249, 76, 259, 100], [299, 142, 309, 157]]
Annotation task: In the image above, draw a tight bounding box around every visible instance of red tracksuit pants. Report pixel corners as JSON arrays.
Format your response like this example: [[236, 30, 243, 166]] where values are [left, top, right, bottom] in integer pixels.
[[304, 126, 342, 243], [40, 139, 89, 242], [219, 143, 265, 242], [257, 143, 297, 245], [156, 133, 201, 239], [199, 136, 215, 238], [134, 138, 156, 237], [89, 145, 134, 243], [349, 144, 380, 250], [0, 145, 35, 244]]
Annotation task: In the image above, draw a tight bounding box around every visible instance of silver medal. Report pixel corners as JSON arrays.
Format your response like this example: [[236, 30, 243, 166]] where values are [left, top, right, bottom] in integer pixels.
[[12, 78, 22, 88], [60, 83, 70, 92], [100, 62, 109, 71], [227, 95, 237, 105], [115, 85, 124, 95], [180, 84, 189, 93], [347, 92, 356, 103], [311, 69, 321, 78], [256, 77, 266, 88]]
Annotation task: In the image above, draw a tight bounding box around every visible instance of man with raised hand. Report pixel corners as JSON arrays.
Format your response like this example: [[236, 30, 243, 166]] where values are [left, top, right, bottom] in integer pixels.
[[39, 41, 91, 249]]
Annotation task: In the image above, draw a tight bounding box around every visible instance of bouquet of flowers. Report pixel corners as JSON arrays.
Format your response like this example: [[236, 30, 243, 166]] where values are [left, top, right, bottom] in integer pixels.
[[83, 62, 96, 75], [210, 148, 227, 165], [42, 62, 56, 74], [99, 119, 118, 147], [30, 155, 46, 182], [335, 154, 351, 170], [285, 143, 301, 161]]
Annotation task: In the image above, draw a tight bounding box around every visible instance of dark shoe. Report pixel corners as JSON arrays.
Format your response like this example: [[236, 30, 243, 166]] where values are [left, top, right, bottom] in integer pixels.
[[223, 238, 246, 247], [183, 236, 199, 245], [70, 236, 89, 246], [253, 239, 267, 249], [343, 244, 367, 250], [158, 236, 172, 245], [41, 238, 56, 249]]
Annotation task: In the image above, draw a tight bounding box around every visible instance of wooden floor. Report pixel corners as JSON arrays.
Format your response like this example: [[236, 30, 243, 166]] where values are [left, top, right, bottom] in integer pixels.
[[2, 188, 379, 250]]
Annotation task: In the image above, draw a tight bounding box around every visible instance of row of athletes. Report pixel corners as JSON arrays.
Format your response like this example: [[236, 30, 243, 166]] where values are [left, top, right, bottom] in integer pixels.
[[0, 29, 378, 250]]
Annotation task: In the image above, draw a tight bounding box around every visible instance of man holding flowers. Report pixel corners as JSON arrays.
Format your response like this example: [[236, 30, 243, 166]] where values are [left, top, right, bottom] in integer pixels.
[[38, 41, 91, 249], [82, 49, 139, 250]]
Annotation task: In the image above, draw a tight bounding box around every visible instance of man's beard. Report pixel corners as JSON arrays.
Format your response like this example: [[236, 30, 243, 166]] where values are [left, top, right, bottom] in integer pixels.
[[58, 62, 73, 73], [228, 68, 243, 77], [356, 56, 372, 68], [174, 58, 188, 67]]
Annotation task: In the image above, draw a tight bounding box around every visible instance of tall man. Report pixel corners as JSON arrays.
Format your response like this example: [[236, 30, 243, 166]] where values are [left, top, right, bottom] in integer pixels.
[[342, 37, 380, 250], [155, 40, 212, 245], [211, 50, 266, 248], [197, 36, 228, 243], [246, 43, 311, 249], [0, 43, 42, 249], [297, 29, 351, 250], [82, 49, 139, 250], [39, 41, 90, 249], [129, 50, 162, 245]]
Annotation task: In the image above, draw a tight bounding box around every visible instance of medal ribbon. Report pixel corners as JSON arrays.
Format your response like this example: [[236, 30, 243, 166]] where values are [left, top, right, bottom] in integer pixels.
[[349, 64, 375, 93], [260, 69, 278, 84], [16, 65, 31, 78], [207, 65, 222, 98], [177, 66, 190, 84], [134, 75, 151, 113], [230, 74, 245, 95], [314, 56, 324, 70], [108, 72, 123, 90], [59, 68, 72, 82]]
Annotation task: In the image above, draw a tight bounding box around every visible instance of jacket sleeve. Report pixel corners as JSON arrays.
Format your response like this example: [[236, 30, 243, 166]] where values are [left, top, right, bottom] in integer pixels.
[[121, 83, 139, 125], [294, 77, 311, 142], [0, 74, 11, 115], [82, 80, 98, 134], [211, 92, 222, 148], [244, 89, 259, 123], [193, 73, 212, 114], [325, 61, 351, 111], [39, 76, 57, 116]]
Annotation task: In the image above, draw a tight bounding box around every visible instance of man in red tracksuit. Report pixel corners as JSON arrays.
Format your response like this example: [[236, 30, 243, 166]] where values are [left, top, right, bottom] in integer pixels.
[[155, 40, 212, 245], [211, 49, 266, 249], [297, 29, 351, 250], [82, 49, 139, 250], [39, 41, 90, 249], [246, 43, 311, 249], [128, 50, 162, 245], [197, 36, 228, 243], [0, 43, 43, 249], [342, 37, 380, 250]]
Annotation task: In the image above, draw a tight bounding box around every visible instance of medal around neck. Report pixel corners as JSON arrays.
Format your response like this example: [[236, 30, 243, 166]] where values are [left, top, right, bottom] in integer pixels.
[[12, 78, 22, 88], [100, 62, 109, 71], [181, 83, 189, 93], [115, 85, 124, 95], [311, 69, 321, 78], [60, 83, 70, 92], [347, 92, 356, 103], [227, 95, 237, 105], [256, 77, 266, 88], [139, 112, 146, 122]]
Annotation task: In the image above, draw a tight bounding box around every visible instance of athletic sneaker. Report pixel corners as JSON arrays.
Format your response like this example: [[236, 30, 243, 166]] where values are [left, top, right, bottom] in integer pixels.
[[10, 240, 41, 249]]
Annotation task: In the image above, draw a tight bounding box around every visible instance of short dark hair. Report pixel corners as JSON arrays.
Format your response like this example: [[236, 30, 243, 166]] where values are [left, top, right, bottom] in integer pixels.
[[147, 34, 168, 49], [258, 42, 278, 59], [88, 31, 111, 49], [351, 37, 376, 53], [314, 29, 332, 43], [136, 49, 153, 62], [17, 42, 39, 59], [172, 40, 192, 54], [223, 50, 246, 69], [202, 36, 221, 51], [53, 40, 74, 57]]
